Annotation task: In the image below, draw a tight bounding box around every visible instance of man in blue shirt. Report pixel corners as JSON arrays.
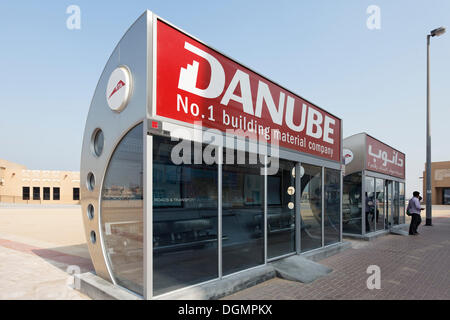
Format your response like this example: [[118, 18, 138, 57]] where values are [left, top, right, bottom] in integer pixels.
[[407, 191, 424, 235]]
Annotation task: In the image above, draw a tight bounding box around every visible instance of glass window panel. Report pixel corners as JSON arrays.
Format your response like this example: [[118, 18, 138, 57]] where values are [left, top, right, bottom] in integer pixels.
[[222, 149, 264, 275], [399, 183, 405, 224], [22, 187, 30, 200], [73, 187, 80, 201], [375, 179, 385, 231], [53, 187, 60, 201], [386, 181, 393, 228], [324, 168, 341, 245], [33, 187, 40, 200], [393, 182, 400, 225], [365, 177, 375, 233], [300, 164, 322, 252], [43, 187, 50, 201], [343, 172, 362, 234], [101, 123, 143, 295], [267, 159, 296, 259], [153, 136, 218, 296]]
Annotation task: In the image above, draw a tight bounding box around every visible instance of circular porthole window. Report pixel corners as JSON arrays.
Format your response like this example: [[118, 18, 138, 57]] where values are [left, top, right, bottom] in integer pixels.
[[87, 172, 95, 191], [91, 129, 104, 157], [90, 231, 97, 244], [87, 204, 94, 220], [287, 186, 295, 196], [299, 166, 305, 178]]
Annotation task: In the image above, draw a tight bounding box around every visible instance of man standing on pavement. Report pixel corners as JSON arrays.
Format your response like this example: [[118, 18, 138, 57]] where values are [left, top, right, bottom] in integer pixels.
[[407, 191, 424, 235]]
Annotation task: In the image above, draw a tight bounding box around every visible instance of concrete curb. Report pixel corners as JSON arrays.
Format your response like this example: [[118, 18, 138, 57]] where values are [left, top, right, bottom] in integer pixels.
[[155, 265, 276, 300], [75, 272, 142, 300], [76, 242, 352, 300], [301, 241, 352, 261], [344, 231, 389, 241]]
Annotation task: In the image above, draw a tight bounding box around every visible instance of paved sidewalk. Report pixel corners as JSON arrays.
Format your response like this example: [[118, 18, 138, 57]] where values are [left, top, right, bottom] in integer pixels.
[[224, 210, 450, 300], [0, 205, 448, 300], [0, 205, 91, 299]]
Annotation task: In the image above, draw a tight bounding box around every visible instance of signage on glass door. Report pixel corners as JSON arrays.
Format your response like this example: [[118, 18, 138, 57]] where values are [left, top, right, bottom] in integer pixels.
[[366, 135, 405, 179], [155, 19, 341, 162]]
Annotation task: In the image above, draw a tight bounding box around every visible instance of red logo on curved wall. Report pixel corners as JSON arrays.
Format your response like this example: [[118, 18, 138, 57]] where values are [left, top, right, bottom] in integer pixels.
[[155, 20, 341, 162], [343, 149, 354, 165], [109, 80, 125, 99], [366, 135, 405, 179], [106, 66, 131, 112]]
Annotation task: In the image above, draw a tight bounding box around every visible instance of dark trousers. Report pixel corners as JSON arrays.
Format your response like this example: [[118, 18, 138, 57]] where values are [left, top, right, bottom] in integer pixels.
[[409, 214, 422, 234]]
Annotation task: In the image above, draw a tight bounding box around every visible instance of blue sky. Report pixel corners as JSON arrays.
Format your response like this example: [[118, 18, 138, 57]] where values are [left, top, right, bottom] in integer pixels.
[[0, 1, 449, 196]]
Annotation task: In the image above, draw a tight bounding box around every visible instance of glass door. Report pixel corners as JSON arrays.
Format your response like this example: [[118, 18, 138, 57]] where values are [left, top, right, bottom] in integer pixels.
[[385, 180, 393, 229], [365, 177, 375, 233], [267, 159, 296, 259], [375, 179, 385, 231], [393, 182, 400, 225], [300, 164, 323, 252]]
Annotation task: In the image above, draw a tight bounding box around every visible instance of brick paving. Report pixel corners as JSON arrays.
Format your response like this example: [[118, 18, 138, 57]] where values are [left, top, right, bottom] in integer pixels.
[[224, 211, 450, 300]]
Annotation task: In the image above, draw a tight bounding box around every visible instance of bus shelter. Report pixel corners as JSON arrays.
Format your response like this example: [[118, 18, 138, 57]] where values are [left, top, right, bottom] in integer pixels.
[[342, 133, 406, 238], [81, 10, 344, 299]]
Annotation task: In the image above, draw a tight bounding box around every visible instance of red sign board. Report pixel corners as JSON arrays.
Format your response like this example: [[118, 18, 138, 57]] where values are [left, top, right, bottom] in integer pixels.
[[155, 19, 341, 162], [366, 135, 405, 179]]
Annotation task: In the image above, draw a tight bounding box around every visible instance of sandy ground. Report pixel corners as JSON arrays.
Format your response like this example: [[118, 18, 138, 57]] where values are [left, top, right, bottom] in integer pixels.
[[0, 204, 91, 299]]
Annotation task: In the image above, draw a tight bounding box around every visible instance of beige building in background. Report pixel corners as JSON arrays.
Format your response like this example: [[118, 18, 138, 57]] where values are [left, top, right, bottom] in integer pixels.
[[423, 160, 450, 205], [0, 159, 80, 204]]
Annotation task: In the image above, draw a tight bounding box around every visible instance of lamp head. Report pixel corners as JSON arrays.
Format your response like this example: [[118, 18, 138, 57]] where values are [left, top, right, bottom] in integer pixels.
[[430, 27, 446, 37]]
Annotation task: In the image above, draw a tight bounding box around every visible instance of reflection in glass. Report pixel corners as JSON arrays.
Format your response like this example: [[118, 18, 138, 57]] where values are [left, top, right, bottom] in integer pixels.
[[365, 177, 375, 233], [444, 189, 450, 205], [399, 183, 405, 224], [324, 169, 340, 245], [300, 164, 322, 252], [101, 123, 143, 295], [386, 181, 393, 228], [153, 136, 218, 296], [375, 179, 385, 231], [267, 159, 296, 259], [393, 182, 400, 225], [343, 173, 362, 234], [222, 150, 264, 275]]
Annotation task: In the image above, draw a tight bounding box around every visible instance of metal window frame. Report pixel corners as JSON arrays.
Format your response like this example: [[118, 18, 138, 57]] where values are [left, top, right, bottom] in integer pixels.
[[264, 155, 268, 264], [266, 158, 300, 260], [218, 146, 223, 278], [373, 177, 385, 232], [321, 166, 325, 247], [143, 135, 343, 298], [322, 167, 342, 246], [362, 171, 366, 236], [340, 118, 343, 243], [143, 128, 153, 299], [296, 162, 302, 254]]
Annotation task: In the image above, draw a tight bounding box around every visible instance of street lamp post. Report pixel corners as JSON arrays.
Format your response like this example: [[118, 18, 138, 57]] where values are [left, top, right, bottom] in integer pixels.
[[426, 26, 446, 226]]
